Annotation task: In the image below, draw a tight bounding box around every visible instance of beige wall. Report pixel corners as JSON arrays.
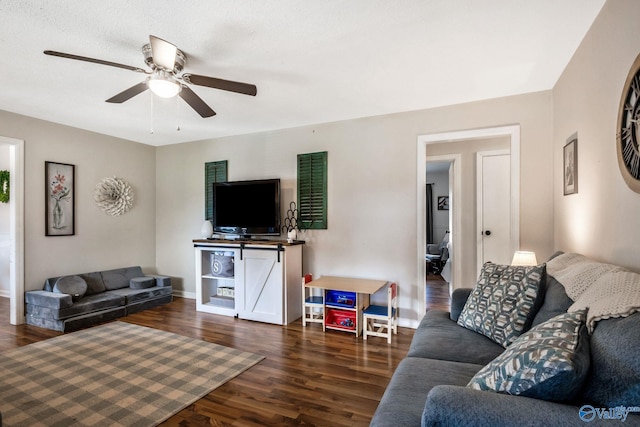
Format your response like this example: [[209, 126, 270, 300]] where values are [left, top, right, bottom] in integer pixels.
[[157, 90, 555, 327], [0, 110, 157, 291], [553, 0, 640, 270]]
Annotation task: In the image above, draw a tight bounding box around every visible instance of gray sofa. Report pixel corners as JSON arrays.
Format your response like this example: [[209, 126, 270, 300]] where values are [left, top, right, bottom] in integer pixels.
[[371, 253, 640, 426], [25, 266, 172, 332]]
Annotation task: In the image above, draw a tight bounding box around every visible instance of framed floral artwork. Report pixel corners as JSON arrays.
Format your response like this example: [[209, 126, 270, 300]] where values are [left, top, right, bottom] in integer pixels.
[[45, 161, 75, 236]]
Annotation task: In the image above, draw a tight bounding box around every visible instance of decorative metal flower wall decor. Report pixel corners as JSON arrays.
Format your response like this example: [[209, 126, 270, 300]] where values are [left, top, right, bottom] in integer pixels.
[[94, 176, 134, 216]]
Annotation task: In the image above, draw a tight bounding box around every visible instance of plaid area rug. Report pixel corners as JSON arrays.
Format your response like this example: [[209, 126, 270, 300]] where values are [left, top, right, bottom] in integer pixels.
[[0, 321, 264, 426]]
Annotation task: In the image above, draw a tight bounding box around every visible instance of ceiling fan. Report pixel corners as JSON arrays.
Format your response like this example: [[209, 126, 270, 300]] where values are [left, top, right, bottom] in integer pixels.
[[44, 35, 257, 118]]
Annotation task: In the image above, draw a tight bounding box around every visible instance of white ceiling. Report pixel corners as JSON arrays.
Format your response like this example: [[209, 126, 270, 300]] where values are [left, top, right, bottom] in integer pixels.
[[0, 1, 606, 146]]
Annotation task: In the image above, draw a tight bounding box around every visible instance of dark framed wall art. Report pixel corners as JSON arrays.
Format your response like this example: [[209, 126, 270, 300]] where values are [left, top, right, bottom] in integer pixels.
[[564, 135, 578, 195], [437, 196, 449, 210], [45, 161, 75, 236]]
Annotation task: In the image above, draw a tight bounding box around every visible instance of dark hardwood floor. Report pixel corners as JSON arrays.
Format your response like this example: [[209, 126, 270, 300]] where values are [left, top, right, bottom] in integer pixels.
[[0, 281, 451, 427], [426, 273, 451, 312], [0, 297, 420, 427]]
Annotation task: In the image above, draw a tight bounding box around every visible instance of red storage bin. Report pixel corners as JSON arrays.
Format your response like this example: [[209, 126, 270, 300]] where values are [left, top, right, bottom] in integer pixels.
[[326, 308, 356, 330]]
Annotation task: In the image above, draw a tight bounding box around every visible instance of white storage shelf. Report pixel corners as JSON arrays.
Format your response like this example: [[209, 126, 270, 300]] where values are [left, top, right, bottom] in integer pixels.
[[194, 239, 303, 325]]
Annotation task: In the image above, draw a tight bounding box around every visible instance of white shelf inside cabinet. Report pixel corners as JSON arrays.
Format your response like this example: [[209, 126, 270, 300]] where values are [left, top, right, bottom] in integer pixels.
[[202, 274, 236, 280]]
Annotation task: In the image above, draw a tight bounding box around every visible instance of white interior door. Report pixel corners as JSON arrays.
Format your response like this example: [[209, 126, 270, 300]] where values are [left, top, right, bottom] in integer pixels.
[[477, 151, 512, 273]]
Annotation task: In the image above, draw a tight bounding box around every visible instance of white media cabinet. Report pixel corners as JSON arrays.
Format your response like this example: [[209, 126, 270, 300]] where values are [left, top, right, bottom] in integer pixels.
[[193, 239, 303, 325]]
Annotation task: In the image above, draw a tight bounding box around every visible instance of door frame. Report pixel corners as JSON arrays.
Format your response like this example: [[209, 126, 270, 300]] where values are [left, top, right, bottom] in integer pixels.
[[0, 136, 24, 325], [476, 149, 513, 273], [417, 125, 520, 325]]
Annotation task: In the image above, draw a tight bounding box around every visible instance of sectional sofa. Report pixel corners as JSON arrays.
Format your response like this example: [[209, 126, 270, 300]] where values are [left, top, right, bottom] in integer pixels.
[[371, 252, 640, 426], [25, 266, 172, 332]]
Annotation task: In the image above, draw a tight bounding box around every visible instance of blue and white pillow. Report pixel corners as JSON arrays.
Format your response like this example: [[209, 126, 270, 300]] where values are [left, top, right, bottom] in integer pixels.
[[457, 262, 545, 347], [467, 309, 590, 402]]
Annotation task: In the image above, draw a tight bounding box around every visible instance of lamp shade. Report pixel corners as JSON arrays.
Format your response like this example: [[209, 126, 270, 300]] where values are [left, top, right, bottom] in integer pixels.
[[511, 251, 538, 266]]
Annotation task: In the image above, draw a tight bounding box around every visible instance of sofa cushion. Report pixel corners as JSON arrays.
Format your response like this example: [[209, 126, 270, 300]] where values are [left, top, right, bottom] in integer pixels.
[[26, 293, 125, 320], [25, 290, 73, 309], [457, 262, 546, 347], [467, 310, 590, 402], [408, 310, 505, 366], [101, 266, 145, 290], [129, 276, 156, 290], [108, 285, 173, 305], [53, 275, 87, 301], [79, 272, 107, 295], [582, 312, 640, 408], [423, 385, 594, 427], [530, 274, 574, 327], [44, 272, 106, 295], [370, 357, 483, 427]]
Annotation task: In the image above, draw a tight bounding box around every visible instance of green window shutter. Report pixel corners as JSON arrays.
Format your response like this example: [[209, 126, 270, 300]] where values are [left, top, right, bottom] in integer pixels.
[[297, 151, 327, 229], [205, 160, 228, 220]]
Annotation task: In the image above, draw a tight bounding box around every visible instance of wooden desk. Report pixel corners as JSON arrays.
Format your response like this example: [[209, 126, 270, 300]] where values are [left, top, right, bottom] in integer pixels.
[[304, 276, 389, 336]]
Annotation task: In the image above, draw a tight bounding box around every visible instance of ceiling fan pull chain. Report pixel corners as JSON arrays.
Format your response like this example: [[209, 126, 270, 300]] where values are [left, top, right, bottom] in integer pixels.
[[149, 90, 154, 135], [176, 95, 181, 131]]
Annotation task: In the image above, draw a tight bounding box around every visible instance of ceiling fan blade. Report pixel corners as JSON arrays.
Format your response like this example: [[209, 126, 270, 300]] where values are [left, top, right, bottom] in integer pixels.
[[182, 74, 257, 96], [149, 35, 177, 71], [179, 85, 216, 118], [44, 50, 146, 73], [105, 82, 149, 103]]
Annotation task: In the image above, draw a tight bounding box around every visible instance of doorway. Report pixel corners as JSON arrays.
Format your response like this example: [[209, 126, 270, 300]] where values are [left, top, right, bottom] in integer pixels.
[[0, 136, 24, 325], [426, 159, 453, 311], [416, 125, 520, 325]]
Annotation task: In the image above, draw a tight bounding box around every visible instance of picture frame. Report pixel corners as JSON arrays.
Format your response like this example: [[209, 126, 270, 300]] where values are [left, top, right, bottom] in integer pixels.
[[563, 135, 578, 195], [437, 196, 449, 210], [45, 161, 75, 236]]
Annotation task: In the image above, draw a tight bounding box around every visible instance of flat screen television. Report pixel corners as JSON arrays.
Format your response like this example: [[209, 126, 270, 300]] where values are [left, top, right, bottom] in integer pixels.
[[212, 179, 281, 237]]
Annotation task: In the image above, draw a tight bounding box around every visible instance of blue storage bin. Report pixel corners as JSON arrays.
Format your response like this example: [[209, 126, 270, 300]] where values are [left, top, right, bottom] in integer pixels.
[[325, 290, 356, 308]]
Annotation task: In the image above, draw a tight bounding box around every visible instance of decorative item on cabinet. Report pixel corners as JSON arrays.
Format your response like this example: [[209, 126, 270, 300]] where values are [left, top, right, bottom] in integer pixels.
[[201, 220, 213, 238], [282, 201, 299, 243]]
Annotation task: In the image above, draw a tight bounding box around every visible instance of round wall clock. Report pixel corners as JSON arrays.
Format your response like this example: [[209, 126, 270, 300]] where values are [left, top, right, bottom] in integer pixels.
[[617, 53, 640, 193]]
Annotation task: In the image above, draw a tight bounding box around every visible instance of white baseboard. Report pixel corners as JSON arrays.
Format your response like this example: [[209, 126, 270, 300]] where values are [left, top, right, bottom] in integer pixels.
[[0, 289, 9, 299], [172, 290, 195, 300]]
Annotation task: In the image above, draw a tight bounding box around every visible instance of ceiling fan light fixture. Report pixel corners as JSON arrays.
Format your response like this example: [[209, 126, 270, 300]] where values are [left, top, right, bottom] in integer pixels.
[[148, 71, 181, 98]]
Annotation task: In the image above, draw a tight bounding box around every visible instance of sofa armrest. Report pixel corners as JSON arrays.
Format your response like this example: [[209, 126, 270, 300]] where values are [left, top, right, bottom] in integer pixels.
[[449, 288, 472, 321], [422, 385, 605, 427], [150, 275, 171, 287], [25, 290, 73, 309]]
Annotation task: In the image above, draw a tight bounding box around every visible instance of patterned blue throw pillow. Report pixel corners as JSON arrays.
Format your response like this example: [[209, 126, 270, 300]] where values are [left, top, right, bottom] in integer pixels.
[[457, 262, 545, 347], [467, 310, 590, 402]]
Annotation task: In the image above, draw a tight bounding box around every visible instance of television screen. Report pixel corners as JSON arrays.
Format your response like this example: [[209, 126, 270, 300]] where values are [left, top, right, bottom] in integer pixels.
[[212, 179, 281, 237]]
